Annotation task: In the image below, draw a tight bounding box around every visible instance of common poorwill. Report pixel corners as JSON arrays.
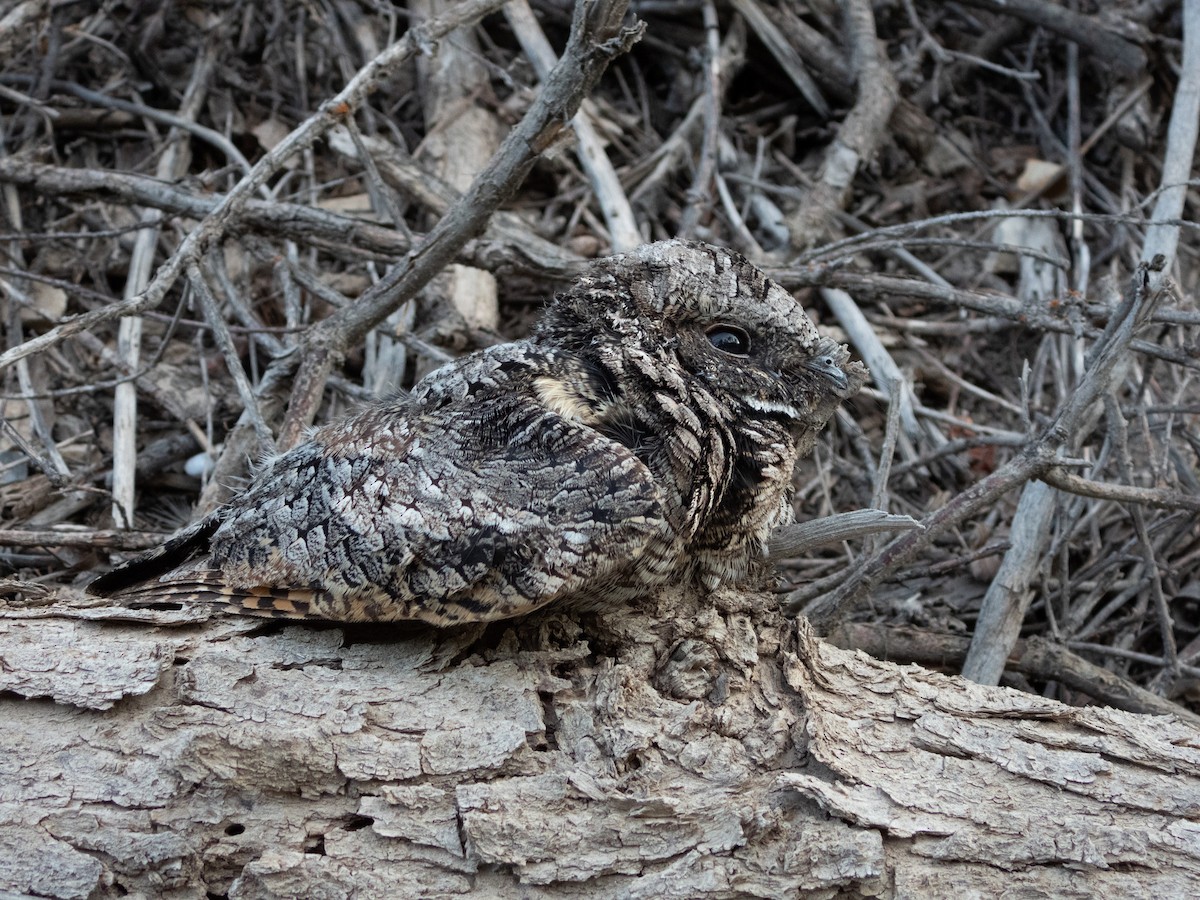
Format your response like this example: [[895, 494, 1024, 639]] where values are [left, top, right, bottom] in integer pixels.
[[91, 241, 868, 624]]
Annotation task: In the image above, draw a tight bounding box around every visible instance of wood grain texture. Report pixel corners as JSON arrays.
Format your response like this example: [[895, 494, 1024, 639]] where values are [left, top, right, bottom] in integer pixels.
[[2, 584, 1197, 897]]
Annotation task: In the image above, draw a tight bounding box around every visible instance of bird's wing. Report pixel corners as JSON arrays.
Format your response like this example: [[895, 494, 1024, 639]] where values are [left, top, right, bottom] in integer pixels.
[[118, 396, 666, 625]]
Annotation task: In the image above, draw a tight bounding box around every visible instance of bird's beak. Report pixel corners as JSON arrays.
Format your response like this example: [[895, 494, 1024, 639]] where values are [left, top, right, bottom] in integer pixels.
[[802, 343, 850, 394]]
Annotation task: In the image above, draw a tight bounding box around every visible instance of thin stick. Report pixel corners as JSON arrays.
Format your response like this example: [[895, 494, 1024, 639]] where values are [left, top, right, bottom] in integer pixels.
[[186, 261, 275, 454], [1038, 467, 1200, 513], [112, 39, 218, 531], [954, 0, 1147, 75], [0, 0, 509, 377], [0, 528, 170, 551], [729, 0, 828, 117], [957, 0, 1200, 685], [787, 0, 897, 247], [273, 0, 643, 450], [505, 0, 641, 250], [1141, 0, 1200, 269], [798, 263, 1161, 629], [677, 0, 721, 240], [768, 510, 922, 561]]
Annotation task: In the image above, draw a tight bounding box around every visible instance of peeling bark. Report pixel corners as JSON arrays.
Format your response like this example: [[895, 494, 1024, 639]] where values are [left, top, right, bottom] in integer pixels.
[[1, 587, 1196, 898]]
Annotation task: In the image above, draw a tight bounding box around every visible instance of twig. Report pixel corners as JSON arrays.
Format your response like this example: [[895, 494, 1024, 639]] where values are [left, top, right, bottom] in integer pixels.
[[112, 38, 217, 531], [957, 0, 1199, 684], [1142, 0, 1200, 269], [768, 510, 922, 561], [0, 75, 256, 179], [677, 0, 721, 240], [714, 172, 762, 258], [1038, 467, 1200, 513], [0, 156, 586, 280], [0, 528, 170, 551], [955, 0, 1147, 75], [186, 261, 275, 454], [731, 0, 831, 115], [795, 208, 1200, 268], [5, 304, 69, 486], [627, 20, 745, 204], [820, 286, 919, 441], [787, 0, 897, 247], [1106, 396, 1179, 680], [505, 0, 641, 250], [959, 274, 1169, 683], [782, 270, 1200, 371], [870, 380, 903, 516], [341, 116, 405, 230], [0, 0, 509, 377], [272, 0, 643, 450], [797, 262, 1162, 630], [773, 1, 853, 103], [960, 479, 1058, 684], [0, 400, 68, 488], [324, 127, 583, 276]]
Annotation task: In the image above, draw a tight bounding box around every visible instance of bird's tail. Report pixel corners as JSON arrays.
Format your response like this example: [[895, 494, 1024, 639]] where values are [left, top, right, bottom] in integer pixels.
[[89, 513, 222, 595], [103, 569, 324, 620]]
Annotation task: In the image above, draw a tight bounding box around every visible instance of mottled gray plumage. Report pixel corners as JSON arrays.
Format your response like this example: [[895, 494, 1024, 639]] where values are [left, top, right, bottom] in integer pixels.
[[92, 241, 867, 624]]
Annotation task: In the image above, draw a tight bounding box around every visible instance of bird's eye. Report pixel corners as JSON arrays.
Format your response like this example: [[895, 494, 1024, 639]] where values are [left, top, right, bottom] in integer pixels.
[[706, 325, 751, 356]]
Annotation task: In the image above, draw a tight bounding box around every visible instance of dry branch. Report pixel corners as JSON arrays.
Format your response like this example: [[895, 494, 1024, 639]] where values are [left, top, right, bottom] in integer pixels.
[[955, 0, 1148, 74], [786, 0, 897, 248], [0, 155, 584, 279], [505, 0, 641, 250], [961, 0, 1199, 685], [273, 0, 643, 447], [2, 585, 1197, 897], [0, 0, 511, 377], [797, 261, 1166, 630]]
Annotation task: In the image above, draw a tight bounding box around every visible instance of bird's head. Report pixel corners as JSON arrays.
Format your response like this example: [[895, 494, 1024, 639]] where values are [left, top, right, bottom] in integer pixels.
[[537, 240, 867, 442]]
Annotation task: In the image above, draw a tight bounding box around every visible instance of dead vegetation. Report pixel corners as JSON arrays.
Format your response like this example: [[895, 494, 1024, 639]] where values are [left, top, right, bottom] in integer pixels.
[[1, 0, 1198, 718]]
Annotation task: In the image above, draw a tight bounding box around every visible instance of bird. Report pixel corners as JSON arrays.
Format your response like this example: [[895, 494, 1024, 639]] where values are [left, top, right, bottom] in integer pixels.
[[90, 240, 867, 625]]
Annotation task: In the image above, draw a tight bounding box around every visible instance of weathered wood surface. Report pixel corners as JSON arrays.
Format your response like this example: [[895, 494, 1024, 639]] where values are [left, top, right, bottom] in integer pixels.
[[1, 587, 1197, 898]]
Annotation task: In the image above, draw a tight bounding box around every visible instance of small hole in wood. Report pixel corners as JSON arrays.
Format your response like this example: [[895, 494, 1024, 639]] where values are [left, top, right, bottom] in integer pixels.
[[342, 814, 374, 832]]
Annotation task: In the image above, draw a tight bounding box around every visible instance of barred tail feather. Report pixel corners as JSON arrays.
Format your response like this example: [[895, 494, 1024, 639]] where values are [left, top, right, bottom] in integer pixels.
[[104, 570, 323, 620]]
